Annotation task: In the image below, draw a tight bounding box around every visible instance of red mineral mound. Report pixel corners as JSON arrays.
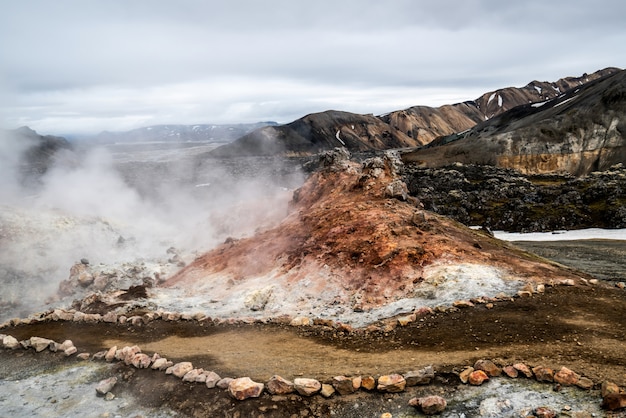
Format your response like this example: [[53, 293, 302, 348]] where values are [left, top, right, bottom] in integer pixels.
[[165, 149, 589, 325]]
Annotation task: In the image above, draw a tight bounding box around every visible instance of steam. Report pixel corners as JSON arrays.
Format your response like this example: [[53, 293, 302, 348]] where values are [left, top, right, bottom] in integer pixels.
[[0, 130, 304, 320]]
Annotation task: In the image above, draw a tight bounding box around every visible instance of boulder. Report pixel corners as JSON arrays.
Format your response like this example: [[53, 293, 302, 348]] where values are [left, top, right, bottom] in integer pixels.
[[29, 337, 54, 352], [95, 377, 117, 396], [361, 375, 376, 390], [513, 363, 533, 378], [377, 374, 406, 393], [3, 335, 20, 349], [409, 395, 447, 415], [502, 365, 518, 378], [294, 378, 321, 396], [166, 362, 194, 378], [331, 376, 357, 395], [554, 366, 580, 386], [532, 366, 554, 382], [131, 353, 152, 369], [151, 358, 171, 371], [404, 365, 435, 386], [105, 346, 117, 362], [228, 377, 264, 400], [468, 370, 489, 386], [320, 383, 335, 398], [182, 368, 204, 382], [204, 371, 222, 388], [64, 346, 77, 356], [474, 359, 501, 377], [266, 375, 295, 395], [217, 377, 233, 389]]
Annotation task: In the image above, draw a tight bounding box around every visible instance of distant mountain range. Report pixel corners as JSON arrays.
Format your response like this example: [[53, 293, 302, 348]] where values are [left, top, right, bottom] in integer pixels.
[[209, 67, 620, 157], [86, 122, 278, 144]]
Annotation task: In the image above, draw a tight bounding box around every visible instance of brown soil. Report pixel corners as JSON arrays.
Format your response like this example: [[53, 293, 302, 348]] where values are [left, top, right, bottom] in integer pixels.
[[5, 282, 626, 417]]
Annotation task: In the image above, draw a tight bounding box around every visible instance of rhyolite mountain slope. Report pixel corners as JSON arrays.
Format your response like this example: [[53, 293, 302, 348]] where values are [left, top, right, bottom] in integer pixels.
[[402, 68, 626, 175], [209, 68, 619, 157]]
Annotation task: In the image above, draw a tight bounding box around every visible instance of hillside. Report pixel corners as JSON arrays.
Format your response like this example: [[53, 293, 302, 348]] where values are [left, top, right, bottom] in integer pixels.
[[209, 68, 619, 157], [402, 69, 626, 175]]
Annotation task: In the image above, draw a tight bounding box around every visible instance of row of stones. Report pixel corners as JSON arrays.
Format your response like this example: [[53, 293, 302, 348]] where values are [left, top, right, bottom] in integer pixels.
[[0, 278, 587, 333], [3, 332, 625, 413]]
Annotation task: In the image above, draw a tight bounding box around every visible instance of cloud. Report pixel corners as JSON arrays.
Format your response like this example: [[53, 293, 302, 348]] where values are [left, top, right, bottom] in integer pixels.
[[1, 0, 625, 134]]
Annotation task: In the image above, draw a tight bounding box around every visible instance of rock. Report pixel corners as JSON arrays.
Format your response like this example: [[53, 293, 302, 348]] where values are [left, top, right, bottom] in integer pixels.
[[468, 370, 489, 385], [204, 371, 222, 388], [2, 335, 20, 349], [244, 286, 274, 311], [59, 340, 74, 351], [29, 337, 54, 352], [228, 377, 264, 400], [532, 366, 554, 382], [453, 300, 475, 308], [554, 366, 580, 386], [332, 376, 357, 395], [535, 406, 557, 418], [151, 358, 170, 370], [513, 363, 533, 378], [397, 314, 416, 326], [64, 346, 77, 356], [576, 376, 594, 390], [95, 377, 117, 396], [602, 381, 621, 397], [120, 345, 142, 365], [266, 375, 295, 395], [182, 368, 204, 382], [131, 353, 152, 369], [459, 367, 474, 384], [105, 346, 117, 362], [92, 350, 107, 360], [474, 359, 501, 377], [377, 374, 406, 392], [76, 352, 90, 360], [166, 362, 194, 378], [289, 316, 311, 326], [404, 365, 435, 386], [102, 312, 118, 323], [320, 383, 335, 398], [409, 395, 447, 415], [502, 365, 518, 378], [602, 393, 626, 411], [361, 376, 376, 390], [294, 378, 321, 396], [217, 377, 233, 389]]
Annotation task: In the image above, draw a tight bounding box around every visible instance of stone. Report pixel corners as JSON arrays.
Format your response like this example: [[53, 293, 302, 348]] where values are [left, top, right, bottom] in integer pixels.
[[266, 375, 295, 395], [131, 353, 152, 369], [102, 312, 118, 323], [468, 370, 489, 385], [361, 376, 376, 390], [453, 300, 475, 308], [474, 359, 501, 377], [602, 381, 621, 397], [554, 366, 580, 386], [513, 363, 533, 378], [105, 346, 117, 362], [377, 374, 406, 392], [151, 358, 170, 370], [95, 377, 117, 396], [64, 346, 77, 356], [228, 377, 264, 400], [404, 365, 435, 386], [320, 383, 335, 398], [535, 406, 557, 418], [397, 314, 416, 326], [29, 337, 54, 352], [294, 378, 321, 396], [502, 365, 518, 378], [217, 377, 233, 389], [411, 395, 447, 415], [576, 376, 594, 390], [76, 352, 90, 360], [332, 376, 357, 395], [204, 371, 222, 388], [92, 350, 107, 360], [59, 340, 74, 351], [459, 367, 474, 384], [182, 368, 204, 382], [602, 393, 626, 411], [104, 392, 115, 401], [532, 366, 554, 382], [3, 335, 20, 349], [121, 345, 142, 365], [166, 362, 194, 378], [289, 316, 311, 326]]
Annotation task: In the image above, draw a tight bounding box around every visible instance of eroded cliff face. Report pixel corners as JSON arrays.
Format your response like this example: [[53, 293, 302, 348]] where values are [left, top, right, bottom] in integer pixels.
[[165, 150, 589, 325]]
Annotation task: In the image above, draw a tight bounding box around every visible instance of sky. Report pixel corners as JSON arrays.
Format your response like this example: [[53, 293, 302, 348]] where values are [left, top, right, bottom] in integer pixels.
[[1, 0, 625, 136]]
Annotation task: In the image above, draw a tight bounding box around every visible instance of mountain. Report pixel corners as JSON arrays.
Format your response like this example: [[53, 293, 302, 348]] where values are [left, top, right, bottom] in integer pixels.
[[402, 69, 626, 175], [89, 122, 278, 144], [209, 68, 620, 157]]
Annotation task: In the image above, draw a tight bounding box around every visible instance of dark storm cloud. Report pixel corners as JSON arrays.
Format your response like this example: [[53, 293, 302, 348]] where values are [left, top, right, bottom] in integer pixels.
[[0, 0, 624, 134]]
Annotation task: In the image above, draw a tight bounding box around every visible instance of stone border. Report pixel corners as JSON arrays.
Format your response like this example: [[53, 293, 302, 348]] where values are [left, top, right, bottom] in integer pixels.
[[2, 331, 625, 413]]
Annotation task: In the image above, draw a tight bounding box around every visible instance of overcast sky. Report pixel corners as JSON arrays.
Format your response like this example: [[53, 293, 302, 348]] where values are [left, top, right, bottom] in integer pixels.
[[1, 0, 624, 135]]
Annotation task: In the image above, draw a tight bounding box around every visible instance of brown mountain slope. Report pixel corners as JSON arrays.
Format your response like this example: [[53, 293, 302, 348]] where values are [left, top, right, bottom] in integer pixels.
[[165, 150, 590, 326], [209, 68, 619, 157], [402, 69, 626, 175]]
